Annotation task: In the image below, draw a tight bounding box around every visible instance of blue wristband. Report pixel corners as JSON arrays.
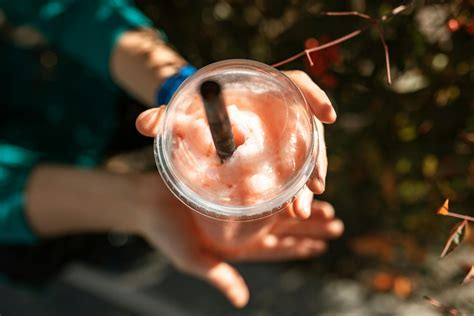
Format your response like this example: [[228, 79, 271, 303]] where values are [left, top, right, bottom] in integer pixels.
[[156, 65, 197, 106]]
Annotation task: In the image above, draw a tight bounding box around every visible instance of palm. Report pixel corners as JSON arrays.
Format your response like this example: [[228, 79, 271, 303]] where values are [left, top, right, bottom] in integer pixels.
[[139, 176, 342, 308]]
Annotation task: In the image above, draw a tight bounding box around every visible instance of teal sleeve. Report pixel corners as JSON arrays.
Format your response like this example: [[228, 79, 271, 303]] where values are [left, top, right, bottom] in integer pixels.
[[0, 0, 153, 82], [0, 144, 40, 244]]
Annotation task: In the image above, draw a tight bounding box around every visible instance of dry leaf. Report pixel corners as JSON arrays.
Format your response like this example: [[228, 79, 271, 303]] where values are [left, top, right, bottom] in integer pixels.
[[440, 220, 468, 258], [437, 199, 449, 215]]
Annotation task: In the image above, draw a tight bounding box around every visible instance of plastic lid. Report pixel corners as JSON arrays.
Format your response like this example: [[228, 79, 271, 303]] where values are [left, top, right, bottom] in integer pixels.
[[155, 59, 318, 220]]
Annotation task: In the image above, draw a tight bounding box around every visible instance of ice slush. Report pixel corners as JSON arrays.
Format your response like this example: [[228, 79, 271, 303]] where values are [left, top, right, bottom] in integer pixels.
[[170, 91, 311, 207]]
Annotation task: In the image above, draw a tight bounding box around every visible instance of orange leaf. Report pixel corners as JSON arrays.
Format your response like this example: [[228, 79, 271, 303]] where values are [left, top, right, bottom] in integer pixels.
[[440, 220, 468, 258], [372, 272, 395, 292], [461, 265, 474, 285], [437, 199, 449, 215], [393, 276, 412, 298]]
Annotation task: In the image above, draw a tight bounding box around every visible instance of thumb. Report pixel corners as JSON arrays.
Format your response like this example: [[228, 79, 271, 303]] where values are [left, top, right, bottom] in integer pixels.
[[135, 107, 166, 137], [189, 255, 249, 308]]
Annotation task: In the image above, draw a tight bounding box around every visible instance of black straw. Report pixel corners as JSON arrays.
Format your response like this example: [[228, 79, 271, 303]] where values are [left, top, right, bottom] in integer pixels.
[[199, 80, 236, 162]]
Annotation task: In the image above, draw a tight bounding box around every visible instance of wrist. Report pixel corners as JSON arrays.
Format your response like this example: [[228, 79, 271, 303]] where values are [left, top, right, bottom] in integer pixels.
[[156, 64, 197, 106], [111, 28, 187, 106]]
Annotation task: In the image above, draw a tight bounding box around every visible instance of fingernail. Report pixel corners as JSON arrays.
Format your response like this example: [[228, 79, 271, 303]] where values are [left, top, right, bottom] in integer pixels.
[[330, 107, 337, 121], [262, 234, 278, 247], [229, 288, 248, 308], [317, 176, 325, 193], [282, 237, 297, 247], [310, 241, 326, 252], [304, 207, 311, 219], [144, 110, 158, 130], [319, 176, 325, 188], [328, 220, 344, 236], [297, 203, 311, 219]]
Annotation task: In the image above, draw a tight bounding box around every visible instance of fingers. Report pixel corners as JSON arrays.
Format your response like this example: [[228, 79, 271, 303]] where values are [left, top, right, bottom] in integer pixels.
[[272, 216, 344, 240], [135, 107, 166, 137], [204, 259, 249, 308], [283, 70, 337, 124], [307, 119, 328, 194], [311, 200, 335, 220], [284, 71, 332, 194], [231, 235, 327, 262], [176, 255, 249, 308], [292, 186, 313, 219], [287, 197, 333, 222]]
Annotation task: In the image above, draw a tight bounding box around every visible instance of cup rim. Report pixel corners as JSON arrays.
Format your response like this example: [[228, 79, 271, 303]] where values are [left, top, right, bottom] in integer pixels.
[[154, 59, 319, 221]]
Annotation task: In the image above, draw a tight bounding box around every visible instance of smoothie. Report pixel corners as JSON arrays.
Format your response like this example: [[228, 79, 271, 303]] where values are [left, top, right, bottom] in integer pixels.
[[170, 91, 310, 207], [155, 59, 317, 247]]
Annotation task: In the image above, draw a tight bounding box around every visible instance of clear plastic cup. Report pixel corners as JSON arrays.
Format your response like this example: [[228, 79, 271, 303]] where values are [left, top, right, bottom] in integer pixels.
[[155, 59, 319, 248]]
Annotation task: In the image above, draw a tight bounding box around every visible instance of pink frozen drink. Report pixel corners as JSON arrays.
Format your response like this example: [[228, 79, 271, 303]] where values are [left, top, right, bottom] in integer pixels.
[[155, 60, 318, 247]]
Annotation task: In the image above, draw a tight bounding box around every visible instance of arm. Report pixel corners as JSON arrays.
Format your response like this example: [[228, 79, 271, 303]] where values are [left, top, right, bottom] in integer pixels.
[[0, 145, 136, 243], [0, 0, 187, 105], [25, 165, 143, 237], [0, 142, 146, 243], [23, 162, 342, 309]]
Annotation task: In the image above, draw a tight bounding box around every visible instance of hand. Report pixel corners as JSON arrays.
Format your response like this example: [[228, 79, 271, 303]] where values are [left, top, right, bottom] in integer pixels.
[[283, 70, 336, 196], [135, 69, 343, 308], [136, 174, 343, 308], [137, 70, 337, 219]]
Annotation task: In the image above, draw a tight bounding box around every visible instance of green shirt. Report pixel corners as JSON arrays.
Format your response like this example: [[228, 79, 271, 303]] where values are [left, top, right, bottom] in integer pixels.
[[0, 0, 152, 244]]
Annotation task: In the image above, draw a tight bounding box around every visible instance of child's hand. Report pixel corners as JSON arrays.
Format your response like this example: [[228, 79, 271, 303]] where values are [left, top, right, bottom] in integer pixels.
[[135, 174, 343, 308]]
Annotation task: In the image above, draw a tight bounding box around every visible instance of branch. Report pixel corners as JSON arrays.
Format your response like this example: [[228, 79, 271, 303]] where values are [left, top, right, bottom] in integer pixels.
[[437, 199, 474, 222], [322, 11, 373, 20], [271, 28, 365, 68], [271, 1, 414, 84], [441, 212, 474, 222], [376, 23, 392, 84]]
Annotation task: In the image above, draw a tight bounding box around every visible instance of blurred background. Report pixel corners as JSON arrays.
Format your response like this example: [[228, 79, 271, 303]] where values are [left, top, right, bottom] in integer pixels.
[[1, 0, 473, 315]]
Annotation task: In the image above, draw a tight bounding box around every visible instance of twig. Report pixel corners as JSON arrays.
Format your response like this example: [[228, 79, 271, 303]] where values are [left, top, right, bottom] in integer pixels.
[[322, 11, 372, 20], [442, 212, 474, 222], [272, 28, 365, 68], [271, 2, 414, 84], [437, 199, 474, 222], [423, 296, 466, 316], [376, 23, 392, 84], [440, 219, 468, 258]]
